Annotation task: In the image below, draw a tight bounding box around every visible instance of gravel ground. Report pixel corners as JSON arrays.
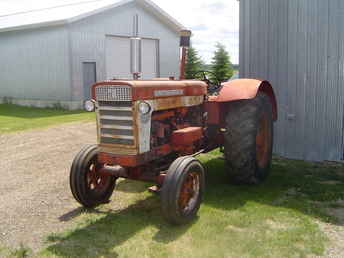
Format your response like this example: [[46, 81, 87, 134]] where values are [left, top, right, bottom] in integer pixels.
[[0, 122, 96, 251]]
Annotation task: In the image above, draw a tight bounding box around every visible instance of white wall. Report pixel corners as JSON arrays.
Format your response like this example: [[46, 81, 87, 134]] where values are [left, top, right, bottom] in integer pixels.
[[0, 26, 71, 101]]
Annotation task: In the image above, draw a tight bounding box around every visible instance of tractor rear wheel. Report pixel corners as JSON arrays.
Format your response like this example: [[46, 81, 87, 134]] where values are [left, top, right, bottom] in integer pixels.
[[70, 144, 116, 208], [161, 156, 205, 225], [224, 92, 273, 185]]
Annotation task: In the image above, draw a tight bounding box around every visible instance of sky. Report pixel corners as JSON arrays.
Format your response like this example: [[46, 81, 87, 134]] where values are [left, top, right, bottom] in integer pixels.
[[0, 0, 239, 64], [154, 0, 239, 64]]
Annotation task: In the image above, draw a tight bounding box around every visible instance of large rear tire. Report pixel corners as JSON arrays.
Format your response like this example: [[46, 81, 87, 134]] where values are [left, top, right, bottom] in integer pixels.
[[70, 144, 116, 208], [161, 156, 205, 225], [224, 93, 273, 185]]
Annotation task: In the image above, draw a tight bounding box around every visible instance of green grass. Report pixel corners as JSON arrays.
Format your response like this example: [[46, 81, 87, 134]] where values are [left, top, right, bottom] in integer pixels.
[[0, 104, 95, 133], [36, 151, 344, 258], [0, 244, 31, 258]]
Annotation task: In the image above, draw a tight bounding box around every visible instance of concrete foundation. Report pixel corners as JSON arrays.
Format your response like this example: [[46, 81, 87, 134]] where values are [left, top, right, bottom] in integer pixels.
[[0, 97, 83, 110]]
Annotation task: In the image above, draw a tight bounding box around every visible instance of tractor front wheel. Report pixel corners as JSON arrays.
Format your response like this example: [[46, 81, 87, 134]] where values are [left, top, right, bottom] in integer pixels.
[[70, 144, 116, 208], [161, 156, 205, 225], [224, 92, 273, 185]]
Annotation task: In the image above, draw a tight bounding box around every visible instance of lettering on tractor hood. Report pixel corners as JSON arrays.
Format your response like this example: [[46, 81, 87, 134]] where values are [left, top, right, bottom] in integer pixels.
[[154, 89, 184, 97]]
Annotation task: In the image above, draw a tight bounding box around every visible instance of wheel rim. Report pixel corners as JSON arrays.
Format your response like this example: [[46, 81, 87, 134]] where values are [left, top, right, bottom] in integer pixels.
[[86, 158, 112, 194], [256, 113, 271, 168], [179, 171, 200, 214]]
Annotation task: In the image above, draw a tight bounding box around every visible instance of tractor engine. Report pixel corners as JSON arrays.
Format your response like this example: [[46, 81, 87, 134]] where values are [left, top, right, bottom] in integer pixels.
[[90, 80, 208, 168], [151, 106, 203, 150]]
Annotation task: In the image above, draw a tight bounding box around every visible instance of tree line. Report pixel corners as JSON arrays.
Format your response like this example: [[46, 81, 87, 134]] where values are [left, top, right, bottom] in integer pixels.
[[185, 42, 234, 82]]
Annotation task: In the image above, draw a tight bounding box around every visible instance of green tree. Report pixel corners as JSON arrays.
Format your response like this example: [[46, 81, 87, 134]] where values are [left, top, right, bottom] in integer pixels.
[[185, 47, 204, 79], [210, 43, 234, 82]]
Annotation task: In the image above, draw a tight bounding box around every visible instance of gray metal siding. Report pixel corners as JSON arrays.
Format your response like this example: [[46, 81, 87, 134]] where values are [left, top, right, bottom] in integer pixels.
[[0, 26, 71, 101], [68, 2, 179, 101], [240, 0, 344, 161]]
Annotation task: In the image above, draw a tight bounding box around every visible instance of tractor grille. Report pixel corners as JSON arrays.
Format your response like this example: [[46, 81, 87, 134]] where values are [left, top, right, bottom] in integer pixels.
[[95, 84, 135, 146], [98, 101, 134, 145], [95, 85, 131, 102]]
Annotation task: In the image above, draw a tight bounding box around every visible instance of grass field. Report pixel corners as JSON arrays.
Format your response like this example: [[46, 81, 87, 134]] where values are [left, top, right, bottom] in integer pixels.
[[0, 104, 95, 133], [33, 151, 344, 258]]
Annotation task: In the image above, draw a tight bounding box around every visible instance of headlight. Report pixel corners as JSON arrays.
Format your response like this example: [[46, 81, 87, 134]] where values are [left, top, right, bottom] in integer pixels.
[[138, 101, 151, 114], [84, 99, 95, 112]]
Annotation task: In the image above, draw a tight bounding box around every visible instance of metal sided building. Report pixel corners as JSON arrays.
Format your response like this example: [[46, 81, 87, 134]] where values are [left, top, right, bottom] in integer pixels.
[[239, 0, 344, 161], [0, 0, 185, 109]]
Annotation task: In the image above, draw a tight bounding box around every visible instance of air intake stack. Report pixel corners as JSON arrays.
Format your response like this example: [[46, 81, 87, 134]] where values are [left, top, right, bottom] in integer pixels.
[[179, 30, 192, 80]]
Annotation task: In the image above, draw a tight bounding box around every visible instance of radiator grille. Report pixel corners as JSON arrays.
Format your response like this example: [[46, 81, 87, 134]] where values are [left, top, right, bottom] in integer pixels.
[[97, 100, 134, 146], [95, 85, 131, 101]]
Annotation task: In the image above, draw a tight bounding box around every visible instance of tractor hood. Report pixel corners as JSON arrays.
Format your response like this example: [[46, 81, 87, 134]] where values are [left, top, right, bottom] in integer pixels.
[[92, 80, 207, 101]]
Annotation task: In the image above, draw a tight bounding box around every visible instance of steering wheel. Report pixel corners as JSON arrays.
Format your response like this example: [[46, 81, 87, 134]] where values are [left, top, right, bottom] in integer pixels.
[[193, 70, 221, 94]]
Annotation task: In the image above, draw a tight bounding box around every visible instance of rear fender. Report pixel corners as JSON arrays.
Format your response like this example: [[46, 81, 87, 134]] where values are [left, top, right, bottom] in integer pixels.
[[209, 79, 277, 121]]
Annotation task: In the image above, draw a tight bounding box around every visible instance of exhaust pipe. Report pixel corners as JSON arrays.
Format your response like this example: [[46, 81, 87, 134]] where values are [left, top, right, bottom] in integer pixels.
[[179, 30, 192, 80], [131, 14, 142, 80]]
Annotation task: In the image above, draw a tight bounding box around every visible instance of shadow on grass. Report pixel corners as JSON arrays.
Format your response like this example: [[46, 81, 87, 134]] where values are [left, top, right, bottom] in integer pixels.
[[0, 104, 87, 119], [203, 155, 344, 224], [45, 155, 344, 257], [46, 196, 194, 257], [57, 207, 110, 222], [115, 179, 149, 193]]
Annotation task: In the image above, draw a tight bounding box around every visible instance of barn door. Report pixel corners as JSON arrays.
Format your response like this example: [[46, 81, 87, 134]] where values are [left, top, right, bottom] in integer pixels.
[[105, 36, 158, 80], [82, 62, 96, 100]]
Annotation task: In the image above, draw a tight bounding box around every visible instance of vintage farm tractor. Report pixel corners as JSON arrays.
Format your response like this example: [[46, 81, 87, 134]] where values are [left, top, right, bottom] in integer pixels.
[[70, 30, 277, 225]]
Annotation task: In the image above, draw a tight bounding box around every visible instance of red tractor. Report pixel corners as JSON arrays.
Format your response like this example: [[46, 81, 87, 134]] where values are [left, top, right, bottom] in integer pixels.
[[70, 30, 277, 225]]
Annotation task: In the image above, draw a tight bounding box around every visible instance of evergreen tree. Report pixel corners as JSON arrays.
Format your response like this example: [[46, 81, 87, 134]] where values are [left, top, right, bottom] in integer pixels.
[[210, 43, 234, 82], [185, 47, 204, 79]]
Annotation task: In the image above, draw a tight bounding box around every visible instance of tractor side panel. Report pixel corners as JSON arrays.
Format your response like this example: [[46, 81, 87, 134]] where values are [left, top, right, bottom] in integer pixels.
[[209, 79, 278, 121]]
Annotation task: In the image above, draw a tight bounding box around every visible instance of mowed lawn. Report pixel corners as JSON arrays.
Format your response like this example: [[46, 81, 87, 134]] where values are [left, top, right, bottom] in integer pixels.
[[0, 104, 94, 133], [1, 104, 344, 257]]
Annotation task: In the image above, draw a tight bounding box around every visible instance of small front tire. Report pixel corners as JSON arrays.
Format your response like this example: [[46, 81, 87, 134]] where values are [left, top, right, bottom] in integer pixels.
[[70, 144, 116, 208], [161, 156, 205, 225]]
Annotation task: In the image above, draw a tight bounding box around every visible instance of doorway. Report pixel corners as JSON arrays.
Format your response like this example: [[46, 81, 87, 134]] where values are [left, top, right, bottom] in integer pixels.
[[82, 62, 96, 100]]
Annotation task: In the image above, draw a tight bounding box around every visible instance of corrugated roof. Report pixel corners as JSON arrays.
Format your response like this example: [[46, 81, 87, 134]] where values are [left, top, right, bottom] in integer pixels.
[[0, 0, 185, 33]]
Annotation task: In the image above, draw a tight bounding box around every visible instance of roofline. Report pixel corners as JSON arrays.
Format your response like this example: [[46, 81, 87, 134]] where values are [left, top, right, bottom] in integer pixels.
[[0, 20, 67, 33], [67, 0, 133, 24], [0, 0, 186, 33], [136, 0, 186, 33]]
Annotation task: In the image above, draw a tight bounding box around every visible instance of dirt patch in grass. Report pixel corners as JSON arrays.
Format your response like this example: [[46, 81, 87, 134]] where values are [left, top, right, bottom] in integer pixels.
[[266, 219, 289, 230], [317, 221, 344, 258], [225, 224, 248, 232]]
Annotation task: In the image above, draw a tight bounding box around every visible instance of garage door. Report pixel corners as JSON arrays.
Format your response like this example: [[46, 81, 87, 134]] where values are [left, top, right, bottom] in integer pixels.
[[105, 36, 158, 80], [141, 39, 158, 79]]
